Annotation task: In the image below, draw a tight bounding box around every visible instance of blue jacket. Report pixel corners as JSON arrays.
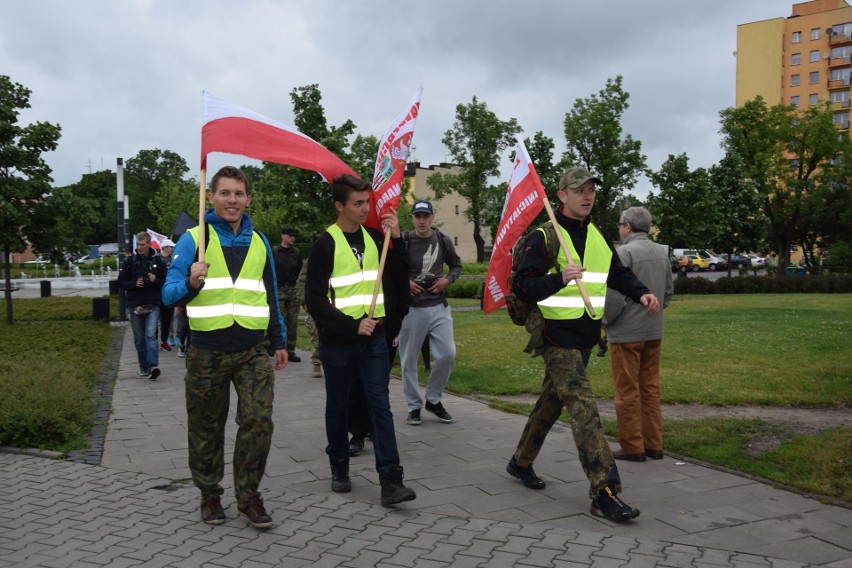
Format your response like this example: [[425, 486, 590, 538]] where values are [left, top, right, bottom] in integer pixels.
[[162, 209, 286, 353]]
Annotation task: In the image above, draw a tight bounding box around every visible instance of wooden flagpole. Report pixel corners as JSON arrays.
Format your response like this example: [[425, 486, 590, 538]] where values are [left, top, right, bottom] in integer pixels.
[[197, 169, 207, 281], [541, 198, 597, 317], [368, 230, 391, 319]]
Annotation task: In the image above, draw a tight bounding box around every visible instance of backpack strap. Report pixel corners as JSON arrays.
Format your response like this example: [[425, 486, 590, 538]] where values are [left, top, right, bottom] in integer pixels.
[[538, 222, 562, 272]]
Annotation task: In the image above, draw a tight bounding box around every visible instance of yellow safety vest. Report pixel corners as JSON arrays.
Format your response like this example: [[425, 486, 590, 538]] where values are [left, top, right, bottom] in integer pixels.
[[326, 224, 386, 319], [185, 227, 270, 331], [537, 223, 610, 320]]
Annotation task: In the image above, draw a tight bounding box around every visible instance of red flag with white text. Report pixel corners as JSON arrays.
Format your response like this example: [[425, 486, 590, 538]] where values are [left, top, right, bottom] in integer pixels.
[[482, 141, 545, 314], [366, 85, 423, 231], [201, 91, 357, 182]]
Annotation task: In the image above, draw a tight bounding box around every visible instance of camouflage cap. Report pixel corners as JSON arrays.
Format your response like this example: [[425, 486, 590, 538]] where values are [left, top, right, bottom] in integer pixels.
[[558, 167, 602, 190]]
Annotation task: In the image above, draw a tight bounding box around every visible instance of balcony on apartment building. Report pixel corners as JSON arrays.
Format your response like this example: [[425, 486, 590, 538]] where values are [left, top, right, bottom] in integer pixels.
[[828, 75, 852, 88], [828, 54, 852, 68], [828, 32, 852, 45], [831, 98, 852, 111]]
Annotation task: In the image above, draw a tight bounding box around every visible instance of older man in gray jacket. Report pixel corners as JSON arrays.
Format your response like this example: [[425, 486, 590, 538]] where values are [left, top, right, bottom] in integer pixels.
[[604, 207, 673, 462]]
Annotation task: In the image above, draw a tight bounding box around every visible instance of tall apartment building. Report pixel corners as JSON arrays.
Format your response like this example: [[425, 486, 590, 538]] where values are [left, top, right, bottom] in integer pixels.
[[737, 0, 852, 130]]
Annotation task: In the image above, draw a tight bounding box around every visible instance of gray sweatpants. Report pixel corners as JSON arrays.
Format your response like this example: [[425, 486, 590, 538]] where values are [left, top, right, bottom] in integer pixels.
[[398, 304, 456, 411]]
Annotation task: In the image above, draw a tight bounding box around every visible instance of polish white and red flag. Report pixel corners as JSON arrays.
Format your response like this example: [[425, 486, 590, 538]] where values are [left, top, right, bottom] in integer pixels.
[[366, 85, 423, 231], [482, 141, 545, 315], [201, 91, 357, 182], [146, 228, 169, 252]]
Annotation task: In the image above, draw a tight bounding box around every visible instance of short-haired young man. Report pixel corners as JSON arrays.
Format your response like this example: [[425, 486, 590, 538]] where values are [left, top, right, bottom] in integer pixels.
[[163, 166, 288, 529], [305, 173, 416, 507]]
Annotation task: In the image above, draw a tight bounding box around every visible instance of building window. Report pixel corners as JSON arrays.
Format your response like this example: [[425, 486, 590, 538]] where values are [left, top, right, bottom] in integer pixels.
[[833, 111, 849, 128], [791, 74, 801, 86], [811, 28, 821, 40], [831, 45, 852, 61], [831, 67, 851, 84], [810, 50, 820, 62], [810, 71, 819, 83], [792, 31, 802, 43], [831, 90, 850, 103], [792, 53, 802, 65], [791, 96, 800, 107], [810, 93, 819, 105]]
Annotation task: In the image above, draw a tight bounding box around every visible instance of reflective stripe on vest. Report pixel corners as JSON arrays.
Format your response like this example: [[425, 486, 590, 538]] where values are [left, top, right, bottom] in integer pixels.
[[538, 223, 610, 320], [185, 227, 270, 331], [326, 224, 386, 319]]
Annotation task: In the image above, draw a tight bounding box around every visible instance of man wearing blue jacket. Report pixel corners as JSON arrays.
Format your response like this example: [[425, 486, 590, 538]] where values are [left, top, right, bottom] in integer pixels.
[[163, 166, 288, 530]]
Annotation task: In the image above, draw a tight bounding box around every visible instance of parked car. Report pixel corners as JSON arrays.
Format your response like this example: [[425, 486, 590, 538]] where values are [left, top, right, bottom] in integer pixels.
[[678, 254, 709, 272], [747, 254, 768, 267], [722, 254, 751, 268]]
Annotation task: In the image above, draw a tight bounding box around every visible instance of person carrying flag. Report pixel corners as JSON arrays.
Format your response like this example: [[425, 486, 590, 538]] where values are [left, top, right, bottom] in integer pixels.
[[305, 173, 416, 507], [163, 166, 288, 530], [506, 166, 659, 523]]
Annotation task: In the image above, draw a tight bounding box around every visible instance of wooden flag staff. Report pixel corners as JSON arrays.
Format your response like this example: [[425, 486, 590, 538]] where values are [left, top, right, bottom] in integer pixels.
[[197, 169, 207, 283], [368, 230, 392, 319], [540, 198, 596, 318]]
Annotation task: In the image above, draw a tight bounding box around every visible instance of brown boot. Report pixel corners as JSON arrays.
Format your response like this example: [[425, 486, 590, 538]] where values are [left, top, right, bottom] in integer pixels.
[[200, 494, 225, 525], [312, 364, 322, 378]]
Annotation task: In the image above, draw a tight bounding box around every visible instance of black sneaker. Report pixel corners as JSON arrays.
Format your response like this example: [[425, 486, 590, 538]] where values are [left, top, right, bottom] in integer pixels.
[[506, 456, 545, 490], [590, 487, 640, 522], [288, 352, 301, 363], [424, 401, 453, 423], [148, 367, 161, 381], [406, 409, 421, 425], [348, 435, 366, 457], [238, 496, 272, 529]]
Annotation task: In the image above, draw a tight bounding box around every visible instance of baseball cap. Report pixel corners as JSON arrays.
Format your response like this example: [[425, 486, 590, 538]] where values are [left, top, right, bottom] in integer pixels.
[[411, 200, 433, 215], [559, 167, 602, 191], [162, 239, 175, 247], [281, 227, 297, 236]]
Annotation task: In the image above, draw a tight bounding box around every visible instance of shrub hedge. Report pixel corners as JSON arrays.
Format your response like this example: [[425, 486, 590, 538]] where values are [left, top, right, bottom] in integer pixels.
[[674, 273, 852, 295]]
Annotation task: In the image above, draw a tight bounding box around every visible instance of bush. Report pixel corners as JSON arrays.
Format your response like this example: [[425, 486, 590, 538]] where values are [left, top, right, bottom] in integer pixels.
[[446, 279, 483, 298], [673, 273, 852, 295]]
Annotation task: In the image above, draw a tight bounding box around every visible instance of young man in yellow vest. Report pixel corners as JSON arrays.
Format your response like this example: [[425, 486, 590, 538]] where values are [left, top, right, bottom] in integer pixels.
[[305, 173, 416, 507], [506, 167, 660, 523], [163, 166, 288, 529]]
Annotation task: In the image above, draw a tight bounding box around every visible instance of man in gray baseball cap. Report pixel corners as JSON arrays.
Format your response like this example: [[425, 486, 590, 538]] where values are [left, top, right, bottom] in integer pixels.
[[558, 167, 602, 191]]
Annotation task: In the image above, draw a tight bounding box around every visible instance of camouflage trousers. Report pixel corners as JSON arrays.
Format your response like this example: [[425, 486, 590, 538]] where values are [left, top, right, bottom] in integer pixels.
[[303, 314, 321, 368], [513, 346, 621, 499], [185, 342, 275, 505], [278, 284, 299, 352]]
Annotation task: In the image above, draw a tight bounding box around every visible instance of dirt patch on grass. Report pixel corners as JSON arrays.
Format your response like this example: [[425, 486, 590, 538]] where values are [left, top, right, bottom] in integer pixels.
[[490, 395, 852, 456]]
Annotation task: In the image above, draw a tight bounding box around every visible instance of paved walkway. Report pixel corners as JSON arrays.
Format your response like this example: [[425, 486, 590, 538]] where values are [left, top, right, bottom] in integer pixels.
[[1, 310, 851, 566]]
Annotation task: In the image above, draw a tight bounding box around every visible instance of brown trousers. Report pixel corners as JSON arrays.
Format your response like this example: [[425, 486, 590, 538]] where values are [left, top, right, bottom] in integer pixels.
[[609, 339, 663, 455]]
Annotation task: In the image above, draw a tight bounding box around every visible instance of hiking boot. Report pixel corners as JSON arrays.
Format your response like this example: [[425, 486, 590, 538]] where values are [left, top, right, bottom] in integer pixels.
[[506, 456, 545, 490], [406, 409, 421, 425], [590, 487, 640, 522], [348, 435, 366, 457], [200, 494, 225, 525], [160, 341, 172, 352], [288, 352, 301, 363], [425, 401, 453, 423], [379, 465, 416, 506], [148, 367, 161, 381], [644, 449, 664, 460], [330, 455, 351, 493], [312, 364, 322, 378], [238, 496, 272, 529]]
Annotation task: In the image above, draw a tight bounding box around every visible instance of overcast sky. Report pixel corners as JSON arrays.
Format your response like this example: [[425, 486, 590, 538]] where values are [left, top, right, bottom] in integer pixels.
[[2, 1, 796, 198]]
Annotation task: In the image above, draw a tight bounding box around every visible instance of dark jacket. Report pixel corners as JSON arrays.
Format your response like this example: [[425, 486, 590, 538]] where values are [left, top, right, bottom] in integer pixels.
[[513, 208, 650, 350], [305, 226, 409, 346], [117, 248, 166, 308], [274, 245, 302, 285]]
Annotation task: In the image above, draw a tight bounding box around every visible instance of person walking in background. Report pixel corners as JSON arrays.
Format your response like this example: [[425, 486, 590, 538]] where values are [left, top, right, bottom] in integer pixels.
[[398, 200, 462, 426], [604, 207, 673, 462], [163, 166, 288, 530], [506, 167, 659, 523], [305, 173, 415, 507], [118, 231, 166, 380], [274, 227, 302, 362], [296, 257, 322, 378], [158, 238, 176, 352]]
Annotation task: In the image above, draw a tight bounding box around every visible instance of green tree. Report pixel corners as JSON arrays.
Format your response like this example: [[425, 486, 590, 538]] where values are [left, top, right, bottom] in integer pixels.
[[429, 96, 521, 262], [719, 97, 846, 269], [0, 76, 59, 322], [148, 177, 199, 238], [60, 169, 118, 244], [562, 76, 647, 230], [707, 152, 767, 274], [124, 148, 190, 235], [646, 154, 718, 248]]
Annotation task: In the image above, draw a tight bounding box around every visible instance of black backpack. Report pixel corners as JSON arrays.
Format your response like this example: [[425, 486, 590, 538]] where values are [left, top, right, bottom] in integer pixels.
[[505, 222, 561, 356]]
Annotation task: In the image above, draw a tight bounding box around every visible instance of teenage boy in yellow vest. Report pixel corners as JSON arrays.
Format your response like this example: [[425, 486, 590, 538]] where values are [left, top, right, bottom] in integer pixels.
[[506, 167, 660, 523], [305, 173, 416, 507], [163, 166, 288, 530]]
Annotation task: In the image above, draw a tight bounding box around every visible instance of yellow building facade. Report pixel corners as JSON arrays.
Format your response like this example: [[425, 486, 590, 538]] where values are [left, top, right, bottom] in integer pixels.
[[737, 0, 852, 132]]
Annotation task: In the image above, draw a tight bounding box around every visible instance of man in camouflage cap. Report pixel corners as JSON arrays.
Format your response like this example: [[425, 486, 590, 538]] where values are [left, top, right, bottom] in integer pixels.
[[506, 166, 660, 523]]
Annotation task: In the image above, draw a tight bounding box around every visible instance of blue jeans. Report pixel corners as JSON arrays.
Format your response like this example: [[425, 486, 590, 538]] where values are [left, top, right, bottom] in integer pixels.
[[320, 332, 400, 470], [130, 305, 160, 372]]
